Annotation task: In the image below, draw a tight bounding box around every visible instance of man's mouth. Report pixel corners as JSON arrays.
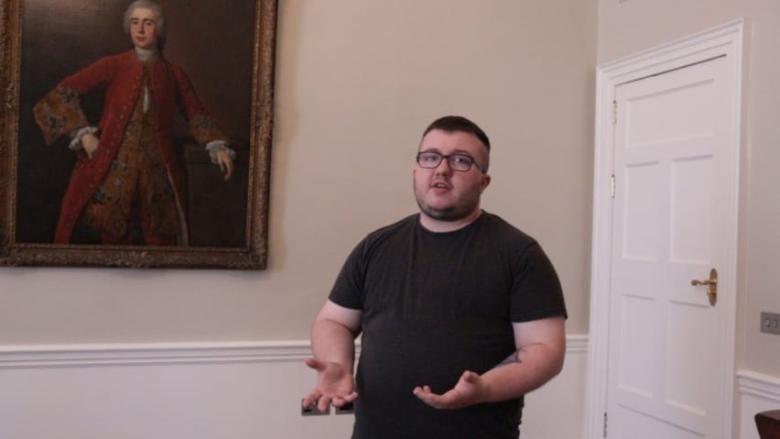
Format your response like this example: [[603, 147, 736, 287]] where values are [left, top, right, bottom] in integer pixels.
[[431, 181, 451, 190]]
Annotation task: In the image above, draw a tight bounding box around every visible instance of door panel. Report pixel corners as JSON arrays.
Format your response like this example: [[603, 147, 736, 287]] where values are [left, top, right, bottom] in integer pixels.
[[608, 56, 736, 438]]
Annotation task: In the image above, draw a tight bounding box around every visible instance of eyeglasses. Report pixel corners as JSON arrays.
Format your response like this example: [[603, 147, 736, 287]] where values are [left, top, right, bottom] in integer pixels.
[[416, 151, 485, 172]]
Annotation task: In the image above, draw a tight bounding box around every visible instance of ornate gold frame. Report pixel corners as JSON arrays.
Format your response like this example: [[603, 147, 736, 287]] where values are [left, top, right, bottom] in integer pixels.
[[0, 0, 276, 269]]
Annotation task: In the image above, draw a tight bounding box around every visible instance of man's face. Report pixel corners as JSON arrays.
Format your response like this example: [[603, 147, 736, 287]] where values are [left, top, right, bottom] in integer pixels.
[[129, 7, 158, 50], [413, 129, 491, 222]]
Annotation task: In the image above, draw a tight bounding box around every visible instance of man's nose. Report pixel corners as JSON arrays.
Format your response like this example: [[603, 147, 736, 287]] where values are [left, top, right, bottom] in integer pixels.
[[434, 158, 452, 175]]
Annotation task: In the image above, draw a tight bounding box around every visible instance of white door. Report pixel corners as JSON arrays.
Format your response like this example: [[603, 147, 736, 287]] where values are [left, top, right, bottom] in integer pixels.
[[606, 55, 739, 439]]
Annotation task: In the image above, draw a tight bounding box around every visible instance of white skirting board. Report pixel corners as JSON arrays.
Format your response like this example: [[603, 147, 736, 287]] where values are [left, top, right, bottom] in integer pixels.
[[0, 336, 588, 439], [737, 370, 780, 439]]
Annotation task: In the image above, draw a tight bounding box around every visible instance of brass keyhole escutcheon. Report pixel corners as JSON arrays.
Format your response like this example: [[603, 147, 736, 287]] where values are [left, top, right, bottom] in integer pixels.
[[691, 268, 718, 306]]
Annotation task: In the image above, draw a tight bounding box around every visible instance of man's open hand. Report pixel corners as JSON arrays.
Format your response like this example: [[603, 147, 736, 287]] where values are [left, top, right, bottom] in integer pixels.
[[302, 358, 358, 413], [413, 370, 487, 410]]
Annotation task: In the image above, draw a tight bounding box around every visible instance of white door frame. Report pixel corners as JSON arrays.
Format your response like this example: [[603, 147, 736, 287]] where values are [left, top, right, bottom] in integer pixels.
[[584, 20, 744, 439]]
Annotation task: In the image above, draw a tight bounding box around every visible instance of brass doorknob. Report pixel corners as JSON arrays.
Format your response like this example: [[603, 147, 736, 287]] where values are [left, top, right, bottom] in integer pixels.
[[691, 268, 718, 306]]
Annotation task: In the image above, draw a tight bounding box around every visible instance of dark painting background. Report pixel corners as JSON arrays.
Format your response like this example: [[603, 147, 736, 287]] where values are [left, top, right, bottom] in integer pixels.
[[17, 0, 256, 247]]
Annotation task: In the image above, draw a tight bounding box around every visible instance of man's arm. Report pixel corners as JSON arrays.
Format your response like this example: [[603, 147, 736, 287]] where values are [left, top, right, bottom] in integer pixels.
[[168, 64, 236, 180], [33, 57, 115, 146], [303, 300, 362, 412], [413, 316, 565, 409]]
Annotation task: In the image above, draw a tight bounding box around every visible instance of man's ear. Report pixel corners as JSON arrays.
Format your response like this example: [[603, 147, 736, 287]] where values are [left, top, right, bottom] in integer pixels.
[[481, 174, 491, 191]]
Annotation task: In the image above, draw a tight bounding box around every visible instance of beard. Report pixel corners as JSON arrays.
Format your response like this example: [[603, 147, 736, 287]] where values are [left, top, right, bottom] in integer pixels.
[[414, 190, 481, 222]]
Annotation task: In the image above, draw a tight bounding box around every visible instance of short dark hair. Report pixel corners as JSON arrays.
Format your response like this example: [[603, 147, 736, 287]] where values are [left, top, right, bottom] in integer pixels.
[[421, 115, 491, 152]]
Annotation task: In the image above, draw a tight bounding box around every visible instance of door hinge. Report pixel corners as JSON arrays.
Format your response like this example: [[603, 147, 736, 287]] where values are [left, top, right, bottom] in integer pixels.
[[610, 174, 615, 198], [612, 100, 618, 125], [603, 412, 608, 438]]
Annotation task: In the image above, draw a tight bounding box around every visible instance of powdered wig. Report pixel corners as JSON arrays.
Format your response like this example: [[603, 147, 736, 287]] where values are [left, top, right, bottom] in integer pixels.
[[123, 0, 166, 47]]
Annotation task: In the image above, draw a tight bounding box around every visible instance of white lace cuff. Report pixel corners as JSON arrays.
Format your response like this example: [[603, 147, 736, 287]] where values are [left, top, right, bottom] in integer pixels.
[[68, 126, 98, 151], [205, 140, 236, 163]]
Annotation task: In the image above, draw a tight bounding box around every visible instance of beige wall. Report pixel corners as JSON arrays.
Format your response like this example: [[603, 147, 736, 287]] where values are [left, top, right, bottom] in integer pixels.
[[598, 0, 780, 376], [0, 0, 596, 344]]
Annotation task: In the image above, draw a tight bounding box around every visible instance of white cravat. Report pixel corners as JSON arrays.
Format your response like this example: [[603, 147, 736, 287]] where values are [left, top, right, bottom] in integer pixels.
[[134, 47, 159, 113]]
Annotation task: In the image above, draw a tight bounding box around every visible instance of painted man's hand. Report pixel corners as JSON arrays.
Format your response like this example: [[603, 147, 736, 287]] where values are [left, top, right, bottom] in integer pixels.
[[82, 133, 99, 159], [302, 358, 358, 413], [413, 370, 488, 409], [215, 149, 234, 180]]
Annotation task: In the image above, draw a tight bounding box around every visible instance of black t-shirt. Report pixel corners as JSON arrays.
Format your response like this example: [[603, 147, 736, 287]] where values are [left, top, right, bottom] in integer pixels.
[[330, 212, 567, 439]]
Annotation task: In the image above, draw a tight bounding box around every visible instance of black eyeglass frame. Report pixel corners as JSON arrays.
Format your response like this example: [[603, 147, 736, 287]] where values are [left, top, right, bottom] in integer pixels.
[[415, 151, 486, 173]]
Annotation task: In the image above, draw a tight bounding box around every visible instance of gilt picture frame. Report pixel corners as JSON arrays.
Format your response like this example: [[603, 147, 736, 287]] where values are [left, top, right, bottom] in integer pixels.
[[0, 0, 276, 269]]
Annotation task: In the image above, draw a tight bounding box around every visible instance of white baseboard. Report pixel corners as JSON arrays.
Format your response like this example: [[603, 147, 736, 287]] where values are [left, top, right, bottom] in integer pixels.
[[0, 335, 588, 439], [737, 369, 780, 439]]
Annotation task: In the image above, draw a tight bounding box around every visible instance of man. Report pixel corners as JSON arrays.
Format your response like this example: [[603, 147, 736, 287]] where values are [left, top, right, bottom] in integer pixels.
[[303, 115, 567, 438], [33, 0, 234, 245]]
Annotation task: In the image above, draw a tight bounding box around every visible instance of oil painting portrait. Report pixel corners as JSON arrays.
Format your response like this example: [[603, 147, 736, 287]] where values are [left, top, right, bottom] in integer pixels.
[[0, 0, 276, 268]]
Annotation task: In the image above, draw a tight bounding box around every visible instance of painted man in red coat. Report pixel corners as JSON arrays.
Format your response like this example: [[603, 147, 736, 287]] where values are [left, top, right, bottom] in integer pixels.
[[33, 0, 234, 246]]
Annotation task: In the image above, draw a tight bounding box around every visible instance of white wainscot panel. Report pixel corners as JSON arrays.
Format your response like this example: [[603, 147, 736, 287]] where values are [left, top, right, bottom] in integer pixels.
[[737, 370, 780, 439], [0, 342, 353, 439], [0, 337, 588, 439], [521, 335, 588, 439]]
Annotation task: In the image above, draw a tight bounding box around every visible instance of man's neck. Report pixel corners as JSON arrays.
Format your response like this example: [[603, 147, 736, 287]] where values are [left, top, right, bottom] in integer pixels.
[[134, 46, 159, 62], [419, 208, 482, 233]]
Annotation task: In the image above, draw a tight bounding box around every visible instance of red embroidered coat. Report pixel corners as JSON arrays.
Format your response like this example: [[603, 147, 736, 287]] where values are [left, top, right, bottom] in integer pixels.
[[33, 50, 225, 244]]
